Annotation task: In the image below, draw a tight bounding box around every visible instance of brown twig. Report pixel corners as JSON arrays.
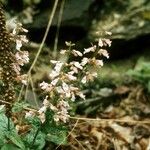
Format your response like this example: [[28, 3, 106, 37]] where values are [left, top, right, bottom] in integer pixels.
[[0, 99, 149, 124], [69, 116, 150, 124]]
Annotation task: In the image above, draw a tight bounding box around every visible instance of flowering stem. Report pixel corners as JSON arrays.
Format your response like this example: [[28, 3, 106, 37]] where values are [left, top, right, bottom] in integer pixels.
[[0, 5, 16, 117]]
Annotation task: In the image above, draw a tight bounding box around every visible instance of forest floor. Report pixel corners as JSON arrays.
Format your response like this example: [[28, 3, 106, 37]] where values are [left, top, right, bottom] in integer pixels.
[[59, 50, 150, 150], [28, 43, 150, 149]]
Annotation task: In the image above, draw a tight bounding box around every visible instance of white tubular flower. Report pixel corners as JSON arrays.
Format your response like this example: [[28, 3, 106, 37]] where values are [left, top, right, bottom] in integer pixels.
[[96, 59, 104, 66], [16, 40, 22, 50], [71, 93, 75, 101], [65, 73, 77, 81], [43, 96, 50, 107], [62, 82, 69, 92], [40, 81, 49, 90], [77, 92, 85, 100], [72, 50, 83, 57], [50, 60, 59, 64], [91, 58, 103, 67], [98, 39, 103, 47], [39, 81, 53, 92], [103, 38, 112, 47], [98, 49, 109, 58], [20, 35, 28, 43], [85, 72, 97, 82], [50, 78, 59, 86], [70, 66, 78, 74], [15, 51, 29, 66], [81, 76, 87, 84], [62, 82, 71, 98], [25, 111, 35, 118], [57, 100, 70, 109], [39, 113, 46, 123], [98, 38, 112, 47], [12, 22, 28, 35], [83, 45, 96, 54], [38, 106, 47, 114], [49, 103, 58, 111], [12, 63, 21, 75], [54, 62, 64, 72], [81, 57, 89, 66], [54, 111, 70, 123], [16, 74, 28, 85], [71, 61, 83, 70], [105, 31, 112, 35], [49, 70, 59, 79], [56, 86, 64, 94], [60, 49, 67, 54], [49, 61, 63, 79]]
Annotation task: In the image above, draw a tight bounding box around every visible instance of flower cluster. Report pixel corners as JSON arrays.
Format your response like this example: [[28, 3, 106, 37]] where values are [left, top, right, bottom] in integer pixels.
[[37, 35, 111, 123], [11, 21, 29, 85]]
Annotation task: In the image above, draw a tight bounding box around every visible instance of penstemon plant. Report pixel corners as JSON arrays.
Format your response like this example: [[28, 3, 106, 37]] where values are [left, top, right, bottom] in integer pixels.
[[0, 5, 111, 149]]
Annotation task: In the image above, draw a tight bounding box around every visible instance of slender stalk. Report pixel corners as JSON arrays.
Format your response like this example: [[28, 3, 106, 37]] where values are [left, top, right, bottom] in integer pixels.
[[53, 0, 65, 58], [28, 0, 59, 74]]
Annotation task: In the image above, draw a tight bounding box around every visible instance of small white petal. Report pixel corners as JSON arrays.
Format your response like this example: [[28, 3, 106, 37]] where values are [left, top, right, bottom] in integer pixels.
[[60, 50, 67, 54], [81, 76, 87, 84], [73, 62, 83, 70], [98, 39, 103, 47], [16, 40, 22, 50], [66, 74, 77, 81], [84, 45, 96, 54], [78, 92, 85, 100], [81, 57, 89, 66], [104, 39, 112, 47], [62, 82, 69, 92], [51, 78, 59, 86], [98, 49, 109, 58], [54, 62, 63, 72], [96, 60, 103, 66], [105, 31, 112, 35], [49, 70, 59, 79], [72, 50, 83, 57]]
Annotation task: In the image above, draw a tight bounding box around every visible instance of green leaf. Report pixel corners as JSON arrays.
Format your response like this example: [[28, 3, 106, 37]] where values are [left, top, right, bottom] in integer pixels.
[[26, 116, 41, 128], [1, 144, 20, 150], [23, 129, 46, 150], [6, 132, 25, 150], [46, 126, 67, 145], [12, 101, 30, 113], [0, 105, 5, 114], [42, 109, 68, 145], [0, 113, 25, 149], [0, 113, 15, 146]]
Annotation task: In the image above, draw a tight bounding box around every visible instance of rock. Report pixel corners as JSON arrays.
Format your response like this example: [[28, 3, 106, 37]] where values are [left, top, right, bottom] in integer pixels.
[[30, 0, 92, 29], [88, 0, 150, 40]]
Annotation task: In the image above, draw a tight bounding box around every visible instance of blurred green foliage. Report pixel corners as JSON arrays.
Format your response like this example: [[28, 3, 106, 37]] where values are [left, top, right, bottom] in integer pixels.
[[127, 59, 150, 92]]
